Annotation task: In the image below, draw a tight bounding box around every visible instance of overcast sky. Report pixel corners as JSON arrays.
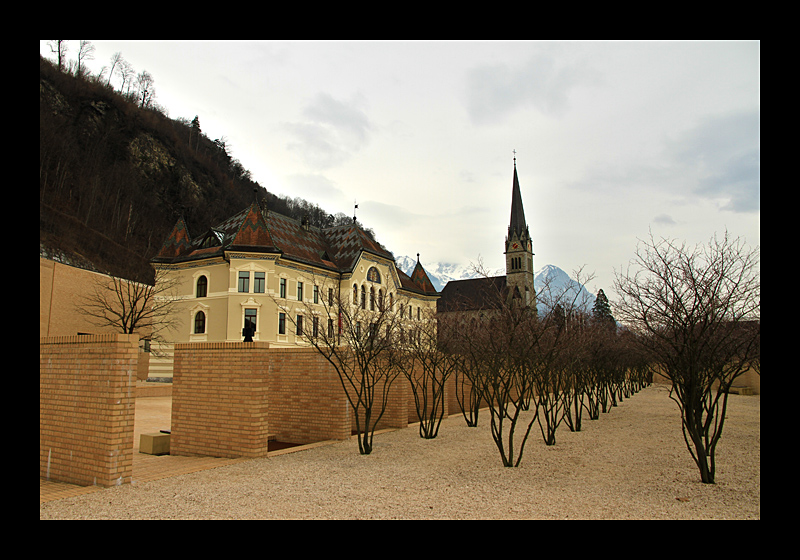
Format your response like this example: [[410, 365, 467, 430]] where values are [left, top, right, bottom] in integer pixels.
[[41, 40, 760, 295]]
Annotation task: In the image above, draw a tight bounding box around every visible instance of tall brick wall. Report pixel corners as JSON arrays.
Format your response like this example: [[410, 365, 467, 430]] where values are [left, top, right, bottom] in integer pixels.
[[266, 347, 351, 443], [39, 334, 139, 487], [345, 357, 409, 433], [171, 342, 271, 459], [171, 344, 419, 454]]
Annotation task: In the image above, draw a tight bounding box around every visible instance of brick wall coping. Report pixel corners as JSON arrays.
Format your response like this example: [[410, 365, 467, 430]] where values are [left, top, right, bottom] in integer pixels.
[[40, 334, 139, 345], [174, 341, 271, 351]]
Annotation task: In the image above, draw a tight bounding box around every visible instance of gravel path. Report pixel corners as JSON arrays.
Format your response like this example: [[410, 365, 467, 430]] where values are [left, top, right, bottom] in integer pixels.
[[39, 384, 760, 520]]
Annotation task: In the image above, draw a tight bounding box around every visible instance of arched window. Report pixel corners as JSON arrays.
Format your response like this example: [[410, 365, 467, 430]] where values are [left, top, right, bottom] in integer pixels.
[[194, 311, 206, 334], [367, 266, 381, 283], [370, 287, 375, 311], [378, 289, 384, 311], [361, 285, 366, 309], [353, 284, 358, 306], [196, 275, 208, 297]]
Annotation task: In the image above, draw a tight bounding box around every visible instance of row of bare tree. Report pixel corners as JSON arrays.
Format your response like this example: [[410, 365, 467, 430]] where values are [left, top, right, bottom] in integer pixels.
[[78, 232, 758, 484]]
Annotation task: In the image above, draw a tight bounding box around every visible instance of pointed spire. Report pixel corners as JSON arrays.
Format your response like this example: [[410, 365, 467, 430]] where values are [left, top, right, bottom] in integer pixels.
[[509, 155, 528, 239], [411, 254, 438, 294]]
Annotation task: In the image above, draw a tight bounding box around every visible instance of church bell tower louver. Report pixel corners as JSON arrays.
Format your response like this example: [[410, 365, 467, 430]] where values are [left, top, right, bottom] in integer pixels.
[[504, 155, 535, 308]]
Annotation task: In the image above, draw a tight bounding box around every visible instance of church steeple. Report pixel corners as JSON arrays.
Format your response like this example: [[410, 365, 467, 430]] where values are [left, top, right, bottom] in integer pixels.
[[508, 157, 528, 241], [504, 154, 535, 308]]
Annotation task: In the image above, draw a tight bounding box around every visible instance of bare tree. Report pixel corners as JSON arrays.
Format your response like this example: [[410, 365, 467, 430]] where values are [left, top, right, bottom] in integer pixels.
[[47, 40, 68, 71], [106, 52, 123, 87], [75, 266, 183, 354], [76, 40, 95, 78], [614, 231, 760, 484], [387, 307, 458, 439], [274, 275, 406, 455], [135, 70, 156, 108], [530, 269, 595, 446], [116, 59, 136, 96], [447, 273, 540, 467]]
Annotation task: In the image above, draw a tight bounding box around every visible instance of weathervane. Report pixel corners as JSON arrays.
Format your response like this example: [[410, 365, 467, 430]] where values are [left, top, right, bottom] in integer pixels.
[[513, 149, 517, 166], [353, 200, 359, 224]]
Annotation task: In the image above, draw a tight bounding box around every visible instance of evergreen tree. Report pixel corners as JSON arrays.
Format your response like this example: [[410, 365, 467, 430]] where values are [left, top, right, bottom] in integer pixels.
[[592, 289, 615, 329]]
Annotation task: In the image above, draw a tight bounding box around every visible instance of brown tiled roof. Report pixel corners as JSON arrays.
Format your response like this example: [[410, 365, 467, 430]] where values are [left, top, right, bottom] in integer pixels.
[[154, 216, 193, 260], [410, 259, 438, 295], [152, 203, 401, 278]]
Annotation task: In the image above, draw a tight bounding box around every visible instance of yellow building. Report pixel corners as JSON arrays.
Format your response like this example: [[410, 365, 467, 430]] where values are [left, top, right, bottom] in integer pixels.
[[151, 200, 439, 353]]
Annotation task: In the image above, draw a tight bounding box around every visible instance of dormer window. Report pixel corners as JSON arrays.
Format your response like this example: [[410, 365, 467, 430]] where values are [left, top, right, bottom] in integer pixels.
[[200, 229, 224, 249]]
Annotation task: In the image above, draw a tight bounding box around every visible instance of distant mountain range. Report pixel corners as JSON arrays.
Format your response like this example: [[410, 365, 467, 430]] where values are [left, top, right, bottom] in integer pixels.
[[396, 256, 596, 314]]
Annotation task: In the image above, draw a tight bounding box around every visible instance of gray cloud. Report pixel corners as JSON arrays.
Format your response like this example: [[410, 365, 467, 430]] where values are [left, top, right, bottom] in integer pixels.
[[284, 93, 373, 170], [465, 53, 600, 125], [653, 214, 677, 225], [669, 110, 760, 213]]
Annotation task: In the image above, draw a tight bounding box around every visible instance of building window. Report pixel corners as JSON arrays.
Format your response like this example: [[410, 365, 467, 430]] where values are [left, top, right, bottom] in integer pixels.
[[254, 272, 265, 293], [296, 315, 304, 336], [244, 308, 257, 334], [353, 284, 358, 305], [278, 312, 286, 335], [297, 281, 304, 302], [238, 271, 250, 293], [328, 318, 334, 338], [196, 275, 207, 298], [329, 288, 334, 306], [370, 287, 375, 311], [194, 311, 206, 334], [280, 278, 286, 298], [314, 285, 319, 304], [367, 266, 381, 283], [417, 306, 421, 321], [313, 316, 319, 338], [361, 285, 366, 309]]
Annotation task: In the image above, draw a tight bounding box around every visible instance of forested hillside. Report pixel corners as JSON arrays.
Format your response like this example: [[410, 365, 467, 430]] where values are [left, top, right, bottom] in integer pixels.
[[39, 55, 349, 284]]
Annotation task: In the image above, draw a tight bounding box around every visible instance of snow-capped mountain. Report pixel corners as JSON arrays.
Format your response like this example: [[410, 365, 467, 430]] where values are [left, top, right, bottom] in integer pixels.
[[396, 257, 596, 313], [395, 256, 478, 292]]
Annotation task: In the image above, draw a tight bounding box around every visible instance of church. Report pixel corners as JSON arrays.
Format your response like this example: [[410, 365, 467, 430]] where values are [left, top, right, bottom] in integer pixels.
[[437, 158, 535, 314], [150, 199, 439, 354]]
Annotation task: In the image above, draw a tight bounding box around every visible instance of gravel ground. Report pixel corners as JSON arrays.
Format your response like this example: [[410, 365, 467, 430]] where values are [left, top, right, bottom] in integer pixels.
[[39, 384, 760, 520]]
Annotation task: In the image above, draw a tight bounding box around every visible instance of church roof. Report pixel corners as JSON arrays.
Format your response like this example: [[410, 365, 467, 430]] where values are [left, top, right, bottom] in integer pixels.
[[437, 276, 518, 312]]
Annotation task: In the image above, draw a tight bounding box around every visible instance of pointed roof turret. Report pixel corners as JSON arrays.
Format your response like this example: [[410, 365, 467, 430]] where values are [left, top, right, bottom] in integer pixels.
[[230, 201, 279, 250], [154, 216, 193, 260], [509, 157, 528, 240], [409, 253, 438, 295]]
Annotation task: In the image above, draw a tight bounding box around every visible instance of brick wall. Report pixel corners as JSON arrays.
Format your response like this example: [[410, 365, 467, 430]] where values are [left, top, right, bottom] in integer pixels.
[[171, 344, 419, 454], [346, 356, 409, 433], [39, 334, 139, 487], [171, 342, 271, 459], [266, 347, 350, 443]]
